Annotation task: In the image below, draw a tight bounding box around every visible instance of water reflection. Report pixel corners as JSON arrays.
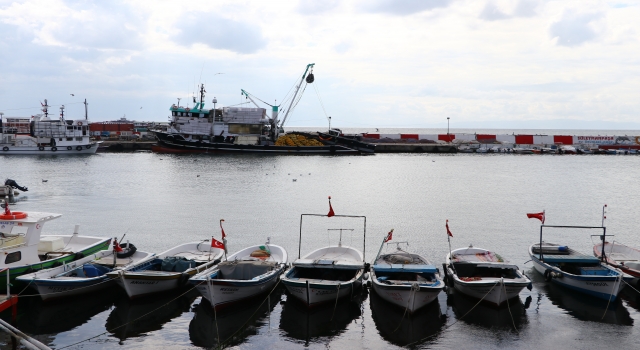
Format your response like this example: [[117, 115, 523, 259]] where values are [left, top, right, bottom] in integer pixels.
[[12, 286, 117, 334], [369, 290, 445, 347], [189, 288, 282, 348], [106, 289, 199, 341], [448, 289, 528, 330], [280, 289, 367, 345], [542, 282, 633, 325]]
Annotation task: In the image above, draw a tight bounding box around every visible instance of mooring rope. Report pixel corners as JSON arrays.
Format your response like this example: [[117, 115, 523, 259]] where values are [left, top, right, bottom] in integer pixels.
[[16, 276, 117, 298], [330, 283, 342, 321], [216, 278, 283, 350], [602, 271, 622, 320], [392, 282, 419, 333], [501, 278, 519, 334], [404, 280, 500, 348], [56, 280, 205, 350]]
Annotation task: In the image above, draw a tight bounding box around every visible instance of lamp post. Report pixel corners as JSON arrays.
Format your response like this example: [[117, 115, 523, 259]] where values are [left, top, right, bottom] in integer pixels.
[[447, 117, 450, 141]]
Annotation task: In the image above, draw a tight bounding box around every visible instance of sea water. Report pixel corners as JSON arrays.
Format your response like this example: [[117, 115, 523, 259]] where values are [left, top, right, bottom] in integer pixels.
[[1, 151, 640, 349]]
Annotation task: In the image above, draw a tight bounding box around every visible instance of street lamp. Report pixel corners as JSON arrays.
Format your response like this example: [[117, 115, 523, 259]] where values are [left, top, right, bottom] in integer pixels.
[[447, 117, 450, 140]]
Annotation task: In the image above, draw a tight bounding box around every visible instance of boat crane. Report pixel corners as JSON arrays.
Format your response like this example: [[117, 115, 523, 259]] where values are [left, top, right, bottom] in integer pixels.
[[240, 63, 315, 141]]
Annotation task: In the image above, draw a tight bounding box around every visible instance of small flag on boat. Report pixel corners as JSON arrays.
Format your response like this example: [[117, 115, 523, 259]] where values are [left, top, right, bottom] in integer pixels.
[[211, 237, 225, 249], [446, 220, 453, 237], [220, 219, 226, 239], [113, 240, 123, 252], [527, 211, 545, 224], [327, 196, 335, 217], [384, 229, 393, 242]]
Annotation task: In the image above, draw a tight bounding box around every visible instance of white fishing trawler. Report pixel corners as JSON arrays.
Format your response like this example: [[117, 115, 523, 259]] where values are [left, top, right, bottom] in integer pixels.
[[0, 99, 99, 155]]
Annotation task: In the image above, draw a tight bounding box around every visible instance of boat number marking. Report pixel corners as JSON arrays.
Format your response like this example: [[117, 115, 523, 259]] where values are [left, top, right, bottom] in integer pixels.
[[586, 282, 608, 287], [36, 224, 41, 229]]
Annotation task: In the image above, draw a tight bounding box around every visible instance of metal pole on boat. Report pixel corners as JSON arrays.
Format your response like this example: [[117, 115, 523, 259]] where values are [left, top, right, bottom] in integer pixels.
[[539, 225, 544, 261], [601, 205, 608, 262]]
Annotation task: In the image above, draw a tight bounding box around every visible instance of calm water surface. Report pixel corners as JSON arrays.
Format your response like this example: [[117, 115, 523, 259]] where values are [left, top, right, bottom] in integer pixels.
[[1, 152, 640, 349]]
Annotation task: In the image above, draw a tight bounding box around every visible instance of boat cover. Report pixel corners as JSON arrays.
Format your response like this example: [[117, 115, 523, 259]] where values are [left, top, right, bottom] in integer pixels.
[[451, 251, 504, 263], [373, 264, 437, 273], [541, 254, 600, 264]]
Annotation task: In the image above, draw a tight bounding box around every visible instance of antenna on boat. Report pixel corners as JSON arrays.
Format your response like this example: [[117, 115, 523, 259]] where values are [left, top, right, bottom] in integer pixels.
[[84, 99, 88, 120], [328, 229, 353, 247], [59, 105, 65, 120], [600, 204, 608, 262]]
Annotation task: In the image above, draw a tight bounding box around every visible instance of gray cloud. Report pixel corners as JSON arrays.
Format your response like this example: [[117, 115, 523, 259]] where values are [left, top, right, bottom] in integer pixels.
[[550, 11, 603, 47], [479, 0, 539, 21], [362, 0, 451, 16], [174, 16, 266, 54], [297, 0, 340, 14], [479, 2, 510, 21]]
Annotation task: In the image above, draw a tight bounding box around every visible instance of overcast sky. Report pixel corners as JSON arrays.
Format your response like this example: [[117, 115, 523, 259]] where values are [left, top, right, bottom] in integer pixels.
[[1, 0, 639, 130]]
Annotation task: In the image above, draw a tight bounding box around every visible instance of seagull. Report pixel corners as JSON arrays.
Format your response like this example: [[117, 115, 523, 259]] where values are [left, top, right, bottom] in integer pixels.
[[42, 179, 48, 182], [70, 94, 74, 96], [293, 179, 297, 182], [140, 107, 143, 109], [197, 175, 200, 177]]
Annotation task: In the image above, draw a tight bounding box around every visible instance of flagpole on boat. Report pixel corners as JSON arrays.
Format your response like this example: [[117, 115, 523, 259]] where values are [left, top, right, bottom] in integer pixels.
[[373, 229, 393, 264], [600, 204, 608, 263]]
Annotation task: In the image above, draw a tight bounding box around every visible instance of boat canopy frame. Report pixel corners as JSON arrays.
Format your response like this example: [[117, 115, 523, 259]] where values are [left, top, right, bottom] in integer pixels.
[[298, 214, 366, 262], [537, 224, 606, 262]]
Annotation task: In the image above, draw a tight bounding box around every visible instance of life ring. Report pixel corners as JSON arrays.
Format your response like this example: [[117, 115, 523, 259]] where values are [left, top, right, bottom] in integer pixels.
[[2, 147, 8, 152], [78, 122, 83, 126], [51, 146, 57, 152], [76, 146, 83, 151], [0, 212, 28, 220], [39, 146, 44, 151], [116, 243, 137, 258], [544, 269, 553, 282], [67, 146, 72, 151]]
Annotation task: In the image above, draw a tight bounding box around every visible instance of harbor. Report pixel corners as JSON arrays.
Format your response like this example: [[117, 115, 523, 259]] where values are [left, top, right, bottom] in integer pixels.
[[2, 152, 640, 349]]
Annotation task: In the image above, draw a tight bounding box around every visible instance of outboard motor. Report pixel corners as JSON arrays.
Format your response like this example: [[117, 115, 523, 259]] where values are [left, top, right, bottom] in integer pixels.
[[4, 179, 28, 192]]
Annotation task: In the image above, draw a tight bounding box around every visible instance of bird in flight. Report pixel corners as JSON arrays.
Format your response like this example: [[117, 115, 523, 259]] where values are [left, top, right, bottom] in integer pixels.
[[140, 107, 143, 109], [70, 94, 74, 96]]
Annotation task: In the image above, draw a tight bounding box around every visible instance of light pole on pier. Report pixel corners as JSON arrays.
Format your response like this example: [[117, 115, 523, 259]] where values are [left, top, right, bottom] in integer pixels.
[[447, 117, 450, 140]]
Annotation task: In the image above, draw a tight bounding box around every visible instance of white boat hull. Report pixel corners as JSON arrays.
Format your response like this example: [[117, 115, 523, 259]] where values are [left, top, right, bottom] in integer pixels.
[[114, 271, 184, 298], [450, 277, 527, 305], [531, 254, 626, 300], [0, 144, 98, 155], [282, 271, 364, 307], [371, 280, 442, 313], [196, 269, 282, 310], [36, 277, 115, 301]]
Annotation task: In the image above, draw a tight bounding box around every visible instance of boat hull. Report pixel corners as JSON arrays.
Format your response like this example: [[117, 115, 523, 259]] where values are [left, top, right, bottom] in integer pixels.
[[530, 254, 626, 300], [371, 279, 443, 313], [0, 144, 99, 155], [281, 270, 364, 307], [153, 132, 360, 154], [195, 267, 283, 310], [35, 276, 115, 301], [449, 276, 528, 305], [113, 271, 184, 299]]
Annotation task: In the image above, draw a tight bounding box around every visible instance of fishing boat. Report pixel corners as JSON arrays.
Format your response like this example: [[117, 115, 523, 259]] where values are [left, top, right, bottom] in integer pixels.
[[0, 99, 100, 155], [189, 240, 287, 310], [152, 64, 360, 154], [444, 245, 531, 305], [281, 211, 367, 308], [370, 237, 444, 313], [16, 246, 153, 300], [107, 241, 224, 299], [594, 241, 640, 285], [0, 202, 112, 291], [529, 242, 629, 300]]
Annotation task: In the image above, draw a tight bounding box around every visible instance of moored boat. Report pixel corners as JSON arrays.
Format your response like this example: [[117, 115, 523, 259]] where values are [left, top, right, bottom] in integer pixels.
[[0, 99, 100, 155], [107, 241, 224, 299], [529, 242, 629, 300], [594, 241, 640, 283], [152, 64, 361, 154], [444, 245, 531, 305], [190, 241, 287, 310], [0, 202, 112, 291], [17, 246, 153, 300], [370, 236, 444, 313]]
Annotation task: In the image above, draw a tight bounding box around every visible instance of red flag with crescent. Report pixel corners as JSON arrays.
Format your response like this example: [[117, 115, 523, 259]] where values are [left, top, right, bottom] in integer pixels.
[[327, 196, 335, 217], [211, 237, 225, 249], [527, 211, 545, 224], [446, 220, 453, 237]]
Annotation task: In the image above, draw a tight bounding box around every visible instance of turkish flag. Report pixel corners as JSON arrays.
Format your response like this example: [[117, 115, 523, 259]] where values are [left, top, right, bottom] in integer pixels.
[[384, 229, 393, 242], [446, 220, 453, 237], [220, 219, 226, 239], [527, 211, 545, 224], [211, 238, 225, 249], [327, 196, 335, 217], [113, 240, 124, 252]]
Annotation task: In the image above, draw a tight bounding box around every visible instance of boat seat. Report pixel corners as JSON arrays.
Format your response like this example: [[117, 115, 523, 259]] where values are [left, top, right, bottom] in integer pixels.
[[373, 264, 437, 273], [83, 264, 100, 277], [609, 253, 638, 261]]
